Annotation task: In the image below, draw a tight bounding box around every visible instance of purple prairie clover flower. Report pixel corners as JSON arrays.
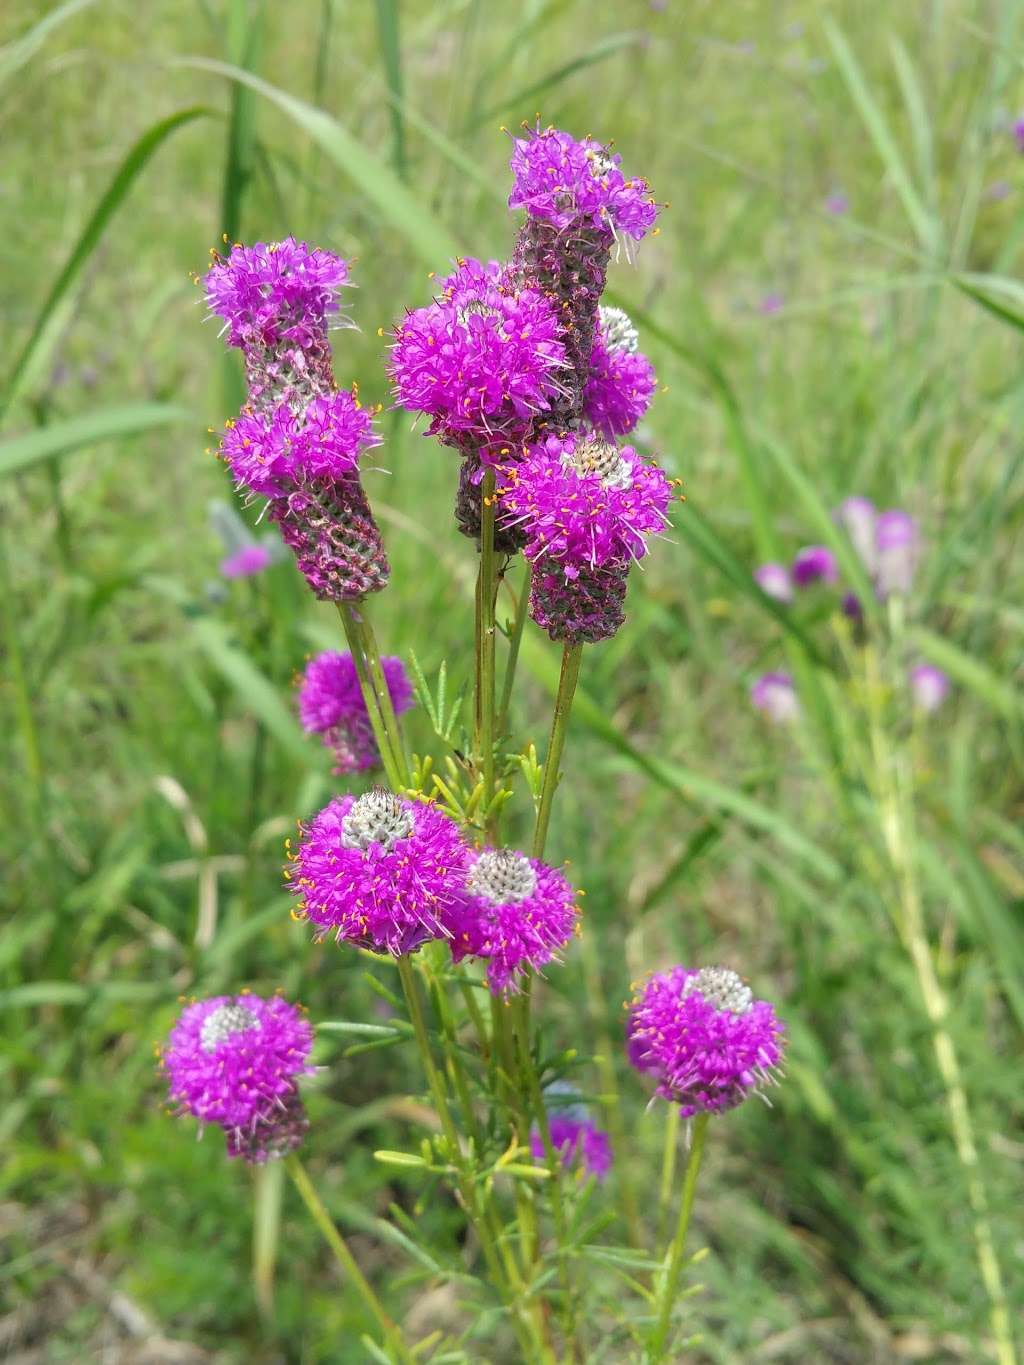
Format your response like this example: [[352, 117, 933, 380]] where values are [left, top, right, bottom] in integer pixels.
[[221, 543, 272, 579], [824, 189, 850, 215], [508, 126, 658, 240], [834, 496, 877, 575], [220, 389, 378, 499], [909, 663, 951, 713], [269, 476, 390, 601], [750, 671, 799, 723], [445, 847, 578, 995], [298, 651, 413, 775], [759, 292, 784, 316], [204, 238, 350, 415], [582, 306, 657, 439], [498, 433, 673, 643], [754, 562, 794, 603], [841, 592, 864, 622], [388, 257, 567, 450], [1013, 117, 1024, 152], [161, 992, 314, 1160], [627, 965, 784, 1117], [530, 1114, 612, 1181], [874, 509, 918, 599], [792, 544, 839, 587], [288, 791, 468, 956]]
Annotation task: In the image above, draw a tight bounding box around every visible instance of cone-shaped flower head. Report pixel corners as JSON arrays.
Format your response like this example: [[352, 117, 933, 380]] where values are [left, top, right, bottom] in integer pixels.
[[875, 509, 918, 599], [909, 662, 950, 713], [529, 1083, 612, 1181], [389, 257, 566, 450], [754, 562, 794, 603], [583, 307, 657, 439], [750, 671, 799, 723], [221, 389, 378, 498], [289, 792, 468, 956], [627, 966, 784, 1117], [445, 847, 579, 995], [204, 238, 350, 413], [498, 433, 672, 643], [508, 127, 659, 240], [162, 992, 314, 1159], [297, 651, 413, 775], [792, 544, 839, 588]]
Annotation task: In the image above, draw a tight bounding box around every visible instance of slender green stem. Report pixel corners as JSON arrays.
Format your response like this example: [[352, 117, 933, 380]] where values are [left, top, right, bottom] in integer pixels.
[[497, 563, 531, 736], [0, 521, 43, 814], [478, 468, 498, 829], [532, 641, 583, 860], [649, 1113, 709, 1361], [336, 601, 403, 790], [286, 1155, 415, 1364], [360, 606, 411, 786], [397, 956, 460, 1153], [657, 1106, 681, 1247]]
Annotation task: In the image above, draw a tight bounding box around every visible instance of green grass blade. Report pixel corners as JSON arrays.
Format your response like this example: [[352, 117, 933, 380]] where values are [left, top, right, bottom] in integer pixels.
[[0, 107, 209, 423], [0, 0, 96, 92], [176, 58, 459, 267], [889, 37, 939, 231], [0, 404, 192, 476], [190, 617, 310, 763], [470, 32, 646, 127], [951, 272, 1024, 333], [823, 19, 938, 255], [374, 0, 407, 179], [220, 0, 264, 241], [911, 626, 1024, 722]]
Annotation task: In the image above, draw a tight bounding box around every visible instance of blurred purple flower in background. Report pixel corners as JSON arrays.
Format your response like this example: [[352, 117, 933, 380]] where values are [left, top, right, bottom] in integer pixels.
[[909, 663, 951, 713], [874, 510, 918, 599], [754, 561, 794, 603], [759, 292, 784, 316], [824, 190, 850, 215], [750, 672, 799, 723], [221, 544, 272, 579], [298, 651, 413, 774], [835, 496, 877, 573], [1013, 117, 1024, 152], [792, 545, 838, 587]]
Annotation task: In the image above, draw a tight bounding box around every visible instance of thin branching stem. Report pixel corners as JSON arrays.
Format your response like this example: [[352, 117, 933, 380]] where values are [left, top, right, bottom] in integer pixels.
[[648, 1113, 709, 1361]]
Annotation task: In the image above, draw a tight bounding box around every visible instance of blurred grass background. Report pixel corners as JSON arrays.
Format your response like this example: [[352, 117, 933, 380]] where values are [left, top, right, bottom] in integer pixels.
[[3, 0, 1024, 1361]]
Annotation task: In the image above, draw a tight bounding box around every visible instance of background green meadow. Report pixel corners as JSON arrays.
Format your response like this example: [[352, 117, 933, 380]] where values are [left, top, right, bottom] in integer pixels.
[[3, 1, 1024, 1360]]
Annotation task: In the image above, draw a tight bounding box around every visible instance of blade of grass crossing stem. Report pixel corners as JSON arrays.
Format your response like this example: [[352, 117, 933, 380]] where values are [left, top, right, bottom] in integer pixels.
[[823, 19, 939, 257], [191, 618, 310, 763], [252, 1159, 283, 1320], [0, 108, 209, 423], [220, 0, 264, 242], [0, 405, 193, 476], [374, 0, 407, 178], [175, 59, 459, 267], [952, 272, 1024, 334]]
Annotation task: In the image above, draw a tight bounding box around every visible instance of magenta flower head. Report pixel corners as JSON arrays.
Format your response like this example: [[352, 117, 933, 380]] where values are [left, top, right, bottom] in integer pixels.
[[288, 791, 468, 956], [754, 562, 794, 603], [298, 651, 413, 775], [204, 238, 350, 413], [389, 257, 566, 451], [824, 189, 850, 215], [498, 433, 672, 643], [508, 126, 659, 240], [445, 847, 579, 995], [834, 496, 877, 574], [530, 1085, 612, 1181], [221, 389, 378, 498], [909, 662, 950, 713], [1013, 117, 1024, 152], [221, 543, 272, 580], [627, 965, 784, 1117], [583, 307, 657, 439], [161, 992, 314, 1162], [750, 671, 799, 723], [792, 544, 838, 588], [874, 509, 918, 599]]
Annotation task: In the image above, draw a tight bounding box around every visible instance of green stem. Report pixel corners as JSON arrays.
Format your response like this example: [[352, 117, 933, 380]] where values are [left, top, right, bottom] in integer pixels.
[[360, 605, 410, 786], [497, 563, 531, 736], [532, 641, 583, 860], [657, 1106, 681, 1247], [0, 522, 43, 814], [478, 467, 498, 830], [336, 601, 403, 790], [286, 1155, 415, 1364], [649, 1113, 709, 1361]]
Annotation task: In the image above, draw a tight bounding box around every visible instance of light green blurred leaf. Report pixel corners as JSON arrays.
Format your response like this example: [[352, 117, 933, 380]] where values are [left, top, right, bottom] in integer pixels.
[[0, 404, 193, 476]]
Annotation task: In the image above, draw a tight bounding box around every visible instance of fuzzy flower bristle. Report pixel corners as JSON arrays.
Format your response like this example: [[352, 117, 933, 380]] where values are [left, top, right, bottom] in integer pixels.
[[289, 793, 468, 956], [389, 257, 566, 450], [162, 992, 314, 1144], [445, 848, 578, 995], [221, 390, 378, 498], [627, 965, 784, 1117], [508, 127, 659, 240], [298, 651, 413, 775]]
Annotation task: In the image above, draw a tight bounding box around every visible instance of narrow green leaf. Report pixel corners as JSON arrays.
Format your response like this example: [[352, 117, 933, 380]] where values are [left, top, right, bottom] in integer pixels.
[[471, 32, 646, 127], [0, 0, 97, 92], [951, 272, 1024, 333], [190, 618, 311, 762], [374, 0, 406, 178], [1, 108, 209, 421], [0, 404, 193, 477], [175, 58, 460, 267], [220, 0, 264, 242]]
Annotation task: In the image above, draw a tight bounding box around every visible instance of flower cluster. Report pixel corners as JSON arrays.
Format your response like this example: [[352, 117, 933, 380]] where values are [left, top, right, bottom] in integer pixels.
[[298, 651, 413, 774], [446, 847, 578, 995], [498, 433, 673, 642], [627, 966, 784, 1117], [162, 992, 314, 1163], [205, 241, 390, 601]]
